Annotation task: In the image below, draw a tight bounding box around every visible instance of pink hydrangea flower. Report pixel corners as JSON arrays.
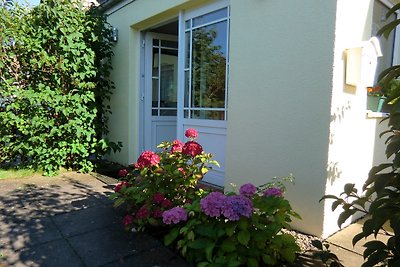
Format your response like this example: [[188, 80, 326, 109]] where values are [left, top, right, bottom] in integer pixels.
[[239, 183, 257, 197], [118, 169, 128, 177], [182, 141, 203, 157], [136, 206, 150, 219], [114, 181, 130, 193], [122, 214, 134, 226], [200, 191, 227, 218], [171, 140, 184, 153], [162, 207, 187, 225], [222, 195, 253, 221], [185, 128, 198, 139], [134, 151, 160, 169], [263, 187, 283, 198]]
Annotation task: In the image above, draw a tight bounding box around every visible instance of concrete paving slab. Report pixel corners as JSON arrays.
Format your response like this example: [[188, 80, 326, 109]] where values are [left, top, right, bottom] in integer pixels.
[[327, 217, 390, 256], [328, 244, 364, 267], [101, 247, 190, 267], [0, 217, 62, 251], [68, 226, 161, 267], [52, 205, 119, 237], [1, 239, 84, 267]]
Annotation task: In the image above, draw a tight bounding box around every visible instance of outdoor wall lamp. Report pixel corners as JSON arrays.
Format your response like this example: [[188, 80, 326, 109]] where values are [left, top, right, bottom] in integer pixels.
[[111, 27, 118, 42]]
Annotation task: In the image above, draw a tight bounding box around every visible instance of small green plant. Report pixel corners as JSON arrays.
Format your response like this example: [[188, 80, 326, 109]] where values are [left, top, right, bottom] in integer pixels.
[[163, 178, 301, 267], [110, 128, 219, 231], [310, 240, 344, 267]]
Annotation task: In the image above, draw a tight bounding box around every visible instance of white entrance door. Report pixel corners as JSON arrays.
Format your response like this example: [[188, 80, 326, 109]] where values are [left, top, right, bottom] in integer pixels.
[[143, 33, 179, 151], [177, 2, 230, 187]]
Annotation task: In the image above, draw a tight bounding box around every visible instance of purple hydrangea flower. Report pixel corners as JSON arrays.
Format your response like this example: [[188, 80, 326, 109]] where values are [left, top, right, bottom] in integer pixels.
[[222, 195, 253, 221], [200, 191, 227, 218], [162, 207, 187, 225], [263, 187, 283, 197], [239, 183, 257, 197]]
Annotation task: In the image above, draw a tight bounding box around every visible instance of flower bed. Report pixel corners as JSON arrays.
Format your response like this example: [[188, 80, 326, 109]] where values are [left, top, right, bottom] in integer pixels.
[[110, 128, 301, 266]]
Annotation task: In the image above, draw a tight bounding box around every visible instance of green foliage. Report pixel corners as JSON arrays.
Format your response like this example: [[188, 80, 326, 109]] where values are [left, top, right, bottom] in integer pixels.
[[0, 0, 121, 175], [165, 179, 301, 266]]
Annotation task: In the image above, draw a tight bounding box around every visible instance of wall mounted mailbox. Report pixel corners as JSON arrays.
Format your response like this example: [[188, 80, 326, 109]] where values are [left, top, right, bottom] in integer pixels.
[[345, 37, 382, 87]]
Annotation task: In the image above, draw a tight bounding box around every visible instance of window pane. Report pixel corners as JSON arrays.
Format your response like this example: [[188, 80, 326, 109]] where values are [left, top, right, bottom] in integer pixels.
[[161, 40, 178, 49], [193, 8, 227, 27], [152, 78, 158, 108], [160, 109, 177, 116], [191, 110, 225, 120], [160, 49, 178, 108], [152, 109, 158, 116], [185, 32, 190, 68], [184, 70, 189, 107], [152, 47, 159, 77], [372, 1, 396, 75], [184, 109, 189, 118], [153, 39, 159, 46], [191, 21, 227, 108]]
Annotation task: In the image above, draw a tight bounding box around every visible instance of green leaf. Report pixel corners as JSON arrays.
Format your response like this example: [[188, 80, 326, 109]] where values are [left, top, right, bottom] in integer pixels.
[[237, 230, 250, 246], [221, 240, 236, 252], [337, 209, 357, 227], [246, 258, 258, 267], [164, 228, 179, 246]]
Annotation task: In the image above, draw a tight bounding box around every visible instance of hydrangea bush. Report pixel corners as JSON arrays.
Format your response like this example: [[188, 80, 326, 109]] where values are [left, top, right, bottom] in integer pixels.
[[164, 179, 301, 266], [111, 128, 301, 266], [110, 128, 219, 230]]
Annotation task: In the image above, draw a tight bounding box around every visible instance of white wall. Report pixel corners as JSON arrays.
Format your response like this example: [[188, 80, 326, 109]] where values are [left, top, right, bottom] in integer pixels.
[[226, 0, 337, 236]]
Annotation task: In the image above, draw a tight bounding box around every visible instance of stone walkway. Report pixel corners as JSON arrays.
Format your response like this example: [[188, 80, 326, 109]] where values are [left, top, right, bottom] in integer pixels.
[[0, 172, 189, 267]]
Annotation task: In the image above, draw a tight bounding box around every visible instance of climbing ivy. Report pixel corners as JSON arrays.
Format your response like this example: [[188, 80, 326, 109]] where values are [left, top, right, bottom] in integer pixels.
[[0, 0, 121, 175]]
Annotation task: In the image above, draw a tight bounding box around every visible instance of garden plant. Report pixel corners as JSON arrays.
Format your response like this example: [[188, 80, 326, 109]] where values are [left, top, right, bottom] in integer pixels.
[[111, 128, 301, 267], [0, 0, 121, 175]]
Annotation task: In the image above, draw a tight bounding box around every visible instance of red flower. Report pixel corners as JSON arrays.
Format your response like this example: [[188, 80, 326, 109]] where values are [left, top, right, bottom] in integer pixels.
[[185, 128, 198, 139], [153, 192, 165, 204], [118, 169, 128, 177], [171, 139, 184, 153], [114, 181, 130, 193], [122, 214, 134, 226], [134, 151, 160, 169], [161, 198, 173, 208], [153, 208, 163, 218], [136, 206, 150, 219], [182, 141, 203, 157]]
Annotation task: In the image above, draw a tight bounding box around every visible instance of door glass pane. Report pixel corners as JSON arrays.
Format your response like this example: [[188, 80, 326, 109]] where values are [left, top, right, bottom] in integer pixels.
[[161, 40, 178, 48], [152, 78, 158, 108], [191, 110, 225, 120], [185, 32, 190, 68], [193, 8, 227, 27], [152, 47, 159, 77], [160, 49, 178, 109], [160, 109, 177, 116], [191, 21, 227, 108]]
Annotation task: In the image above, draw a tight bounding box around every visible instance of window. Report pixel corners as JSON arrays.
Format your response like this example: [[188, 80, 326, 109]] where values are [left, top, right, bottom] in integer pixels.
[[184, 7, 230, 120], [368, 0, 399, 113]]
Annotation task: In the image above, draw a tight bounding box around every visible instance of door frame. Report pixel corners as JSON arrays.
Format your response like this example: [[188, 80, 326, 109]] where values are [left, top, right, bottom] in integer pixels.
[[141, 32, 179, 152]]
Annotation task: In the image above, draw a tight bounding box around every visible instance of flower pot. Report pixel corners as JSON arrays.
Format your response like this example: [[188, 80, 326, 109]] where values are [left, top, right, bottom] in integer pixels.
[[367, 96, 386, 112]]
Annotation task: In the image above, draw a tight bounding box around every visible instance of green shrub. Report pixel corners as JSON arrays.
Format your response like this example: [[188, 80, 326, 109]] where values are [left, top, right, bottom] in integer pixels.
[[0, 0, 121, 175]]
